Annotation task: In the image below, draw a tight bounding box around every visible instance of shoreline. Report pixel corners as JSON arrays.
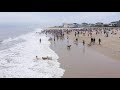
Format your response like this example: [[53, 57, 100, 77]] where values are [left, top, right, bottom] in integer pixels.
[[0, 28, 65, 78], [47, 28, 120, 78], [48, 34, 66, 77]]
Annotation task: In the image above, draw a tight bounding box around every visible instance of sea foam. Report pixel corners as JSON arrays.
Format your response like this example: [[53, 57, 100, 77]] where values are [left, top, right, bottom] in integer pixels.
[[0, 28, 65, 78]]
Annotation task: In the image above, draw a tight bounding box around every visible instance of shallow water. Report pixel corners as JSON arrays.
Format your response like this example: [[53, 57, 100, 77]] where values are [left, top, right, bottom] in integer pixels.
[[50, 34, 120, 78], [0, 28, 65, 78]]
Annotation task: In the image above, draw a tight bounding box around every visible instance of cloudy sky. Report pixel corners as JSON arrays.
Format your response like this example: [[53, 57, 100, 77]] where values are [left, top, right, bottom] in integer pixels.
[[0, 12, 120, 27]]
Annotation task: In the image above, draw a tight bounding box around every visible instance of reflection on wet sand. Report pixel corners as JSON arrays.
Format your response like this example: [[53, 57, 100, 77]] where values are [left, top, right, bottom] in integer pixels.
[[44, 28, 120, 78]]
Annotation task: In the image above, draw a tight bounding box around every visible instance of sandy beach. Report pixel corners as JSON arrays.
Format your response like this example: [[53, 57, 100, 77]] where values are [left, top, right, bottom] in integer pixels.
[[2, 12, 120, 78], [47, 27, 120, 78], [66, 28, 120, 60]]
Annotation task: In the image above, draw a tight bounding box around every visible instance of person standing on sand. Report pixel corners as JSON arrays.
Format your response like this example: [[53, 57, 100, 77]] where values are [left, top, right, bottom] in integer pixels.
[[63, 33, 64, 36], [36, 56, 39, 60], [106, 33, 108, 37], [91, 38, 93, 44], [104, 30, 106, 34], [96, 31, 97, 35], [67, 36, 69, 39], [54, 35, 55, 41], [90, 32, 92, 37], [93, 38, 95, 44], [76, 38, 78, 41], [75, 32, 76, 37], [40, 38, 41, 43], [99, 38, 101, 45], [83, 40, 85, 46]]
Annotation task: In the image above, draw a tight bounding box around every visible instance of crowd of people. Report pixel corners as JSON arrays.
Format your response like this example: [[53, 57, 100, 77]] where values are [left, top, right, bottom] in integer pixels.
[[35, 27, 120, 60], [40, 27, 120, 49]]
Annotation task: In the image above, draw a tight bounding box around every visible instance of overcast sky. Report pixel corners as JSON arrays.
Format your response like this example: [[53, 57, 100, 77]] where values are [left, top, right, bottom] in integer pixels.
[[0, 12, 120, 27]]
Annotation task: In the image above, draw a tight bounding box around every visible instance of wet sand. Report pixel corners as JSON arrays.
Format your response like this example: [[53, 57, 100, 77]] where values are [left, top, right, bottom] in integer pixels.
[[50, 34, 120, 78]]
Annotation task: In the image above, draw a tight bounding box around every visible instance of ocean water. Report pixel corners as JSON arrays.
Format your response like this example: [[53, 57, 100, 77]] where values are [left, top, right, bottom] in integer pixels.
[[0, 25, 65, 78]]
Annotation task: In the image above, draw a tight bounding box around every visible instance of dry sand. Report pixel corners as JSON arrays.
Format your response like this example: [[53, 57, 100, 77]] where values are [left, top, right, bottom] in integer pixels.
[[67, 29, 120, 60]]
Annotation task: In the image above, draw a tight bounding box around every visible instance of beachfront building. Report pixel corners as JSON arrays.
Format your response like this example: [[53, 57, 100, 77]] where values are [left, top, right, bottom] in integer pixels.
[[77, 24, 82, 28], [88, 23, 95, 27], [73, 23, 79, 28], [95, 22, 104, 27], [108, 21, 118, 27], [53, 26, 63, 28], [81, 23, 89, 27], [103, 24, 109, 27], [116, 20, 120, 27], [63, 23, 79, 28]]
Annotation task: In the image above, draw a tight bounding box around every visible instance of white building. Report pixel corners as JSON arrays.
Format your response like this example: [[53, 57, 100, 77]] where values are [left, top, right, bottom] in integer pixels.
[[81, 23, 89, 27], [116, 20, 120, 27], [63, 23, 79, 28], [108, 21, 118, 27], [95, 22, 104, 27], [88, 23, 95, 27]]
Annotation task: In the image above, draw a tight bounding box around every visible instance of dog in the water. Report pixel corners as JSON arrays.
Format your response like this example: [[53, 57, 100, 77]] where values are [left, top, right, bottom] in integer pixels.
[[42, 56, 52, 60], [36, 56, 52, 60], [42, 57, 48, 60]]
